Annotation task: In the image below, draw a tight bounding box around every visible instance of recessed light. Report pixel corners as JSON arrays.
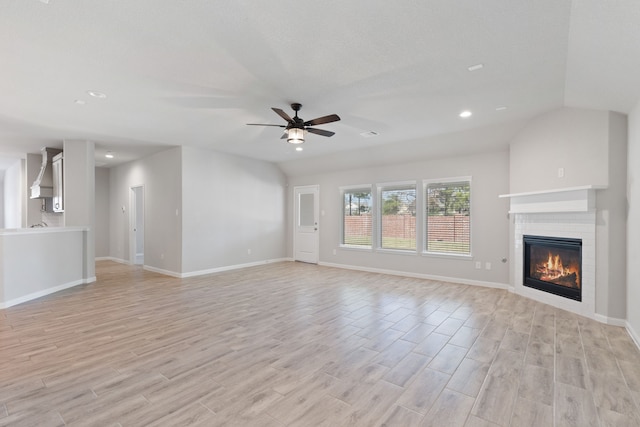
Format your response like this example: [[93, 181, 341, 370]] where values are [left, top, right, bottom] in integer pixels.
[[74, 99, 86, 105], [87, 90, 107, 99], [467, 63, 484, 72], [459, 110, 472, 118], [295, 147, 303, 152], [496, 106, 507, 111], [105, 152, 114, 159], [359, 131, 379, 138]]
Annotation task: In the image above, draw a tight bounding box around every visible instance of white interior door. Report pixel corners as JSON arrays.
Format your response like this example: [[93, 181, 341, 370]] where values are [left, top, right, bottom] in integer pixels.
[[294, 185, 319, 264]]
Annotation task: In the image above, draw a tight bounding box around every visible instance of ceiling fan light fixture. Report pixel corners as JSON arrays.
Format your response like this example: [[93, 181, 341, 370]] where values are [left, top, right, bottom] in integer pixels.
[[287, 128, 305, 144]]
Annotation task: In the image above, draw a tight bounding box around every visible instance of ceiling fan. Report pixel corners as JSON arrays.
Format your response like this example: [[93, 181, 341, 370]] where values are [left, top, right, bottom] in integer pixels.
[[247, 103, 340, 144]]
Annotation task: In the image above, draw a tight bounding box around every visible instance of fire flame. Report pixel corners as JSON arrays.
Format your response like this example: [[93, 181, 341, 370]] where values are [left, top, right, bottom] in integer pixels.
[[536, 251, 580, 286]]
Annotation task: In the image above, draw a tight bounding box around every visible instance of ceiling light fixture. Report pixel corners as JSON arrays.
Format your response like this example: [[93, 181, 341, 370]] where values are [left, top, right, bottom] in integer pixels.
[[87, 90, 107, 99], [496, 106, 507, 111], [467, 63, 484, 72], [295, 147, 303, 152], [360, 131, 379, 138], [459, 110, 472, 118], [74, 99, 86, 105], [287, 128, 305, 144], [105, 152, 114, 159]]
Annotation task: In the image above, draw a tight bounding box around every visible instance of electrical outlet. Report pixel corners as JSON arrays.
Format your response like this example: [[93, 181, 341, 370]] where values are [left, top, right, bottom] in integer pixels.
[[247, 249, 251, 255], [558, 167, 565, 178], [485, 262, 492, 270], [475, 261, 482, 269]]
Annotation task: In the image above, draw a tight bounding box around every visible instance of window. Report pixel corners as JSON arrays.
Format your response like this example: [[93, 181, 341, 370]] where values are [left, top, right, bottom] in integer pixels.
[[342, 188, 372, 247], [379, 184, 416, 250], [425, 179, 471, 255]]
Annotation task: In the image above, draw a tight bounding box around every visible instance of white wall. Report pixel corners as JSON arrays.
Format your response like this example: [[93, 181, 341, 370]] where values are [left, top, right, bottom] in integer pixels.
[[628, 101, 640, 340], [287, 150, 511, 285], [95, 167, 110, 258], [109, 147, 182, 273], [3, 159, 23, 228], [510, 107, 610, 193], [181, 146, 287, 274]]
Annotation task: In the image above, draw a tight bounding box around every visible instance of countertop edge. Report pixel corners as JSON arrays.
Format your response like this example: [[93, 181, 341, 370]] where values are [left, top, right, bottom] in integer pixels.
[[0, 226, 89, 236]]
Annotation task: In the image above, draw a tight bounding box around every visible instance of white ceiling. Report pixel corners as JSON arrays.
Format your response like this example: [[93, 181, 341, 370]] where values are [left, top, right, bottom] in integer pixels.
[[0, 0, 639, 174]]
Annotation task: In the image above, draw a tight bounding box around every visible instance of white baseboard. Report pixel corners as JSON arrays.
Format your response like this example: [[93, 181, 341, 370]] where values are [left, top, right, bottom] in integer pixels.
[[0, 279, 87, 309], [626, 322, 640, 350], [143, 265, 182, 278], [318, 261, 510, 290], [96, 256, 131, 265], [593, 313, 628, 327], [179, 258, 291, 278], [101, 257, 291, 279]]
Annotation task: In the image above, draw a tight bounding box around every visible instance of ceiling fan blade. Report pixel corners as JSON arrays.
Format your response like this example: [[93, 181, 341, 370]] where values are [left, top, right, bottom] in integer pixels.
[[246, 123, 287, 127], [306, 127, 335, 137], [272, 107, 293, 122], [304, 114, 340, 126]]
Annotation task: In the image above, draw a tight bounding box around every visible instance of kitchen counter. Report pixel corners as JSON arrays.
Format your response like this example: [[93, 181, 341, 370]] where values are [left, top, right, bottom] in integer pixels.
[[0, 226, 92, 308]]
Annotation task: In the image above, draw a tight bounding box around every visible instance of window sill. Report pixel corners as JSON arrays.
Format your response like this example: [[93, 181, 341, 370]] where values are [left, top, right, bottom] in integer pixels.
[[421, 251, 473, 260], [376, 248, 418, 256], [339, 244, 373, 252]]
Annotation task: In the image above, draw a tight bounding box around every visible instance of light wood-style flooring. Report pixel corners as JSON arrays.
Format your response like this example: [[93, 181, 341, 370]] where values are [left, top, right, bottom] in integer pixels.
[[1, 261, 640, 426]]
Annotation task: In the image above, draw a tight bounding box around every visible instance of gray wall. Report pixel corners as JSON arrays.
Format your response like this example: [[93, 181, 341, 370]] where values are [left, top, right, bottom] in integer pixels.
[[109, 147, 182, 273], [628, 101, 640, 339], [181, 146, 287, 274], [596, 112, 627, 319], [25, 153, 42, 227], [63, 140, 96, 281], [95, 167, 110, 258], [509, 107, 628, 320], [509, 107, 610, 192], [3, 159, 23, 228], [287, 150, 511, 285]]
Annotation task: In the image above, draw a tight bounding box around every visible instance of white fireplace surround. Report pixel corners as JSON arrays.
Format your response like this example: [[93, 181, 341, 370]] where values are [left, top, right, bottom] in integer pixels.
[[500, 186, 604, 320]]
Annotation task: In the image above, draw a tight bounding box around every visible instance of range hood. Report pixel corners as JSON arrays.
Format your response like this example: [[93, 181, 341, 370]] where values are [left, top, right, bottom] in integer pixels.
[[30, 147, 62, 199]]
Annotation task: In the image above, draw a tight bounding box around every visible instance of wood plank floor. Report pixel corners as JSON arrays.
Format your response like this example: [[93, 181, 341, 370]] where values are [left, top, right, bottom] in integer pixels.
[[1, 260, 640, 426]]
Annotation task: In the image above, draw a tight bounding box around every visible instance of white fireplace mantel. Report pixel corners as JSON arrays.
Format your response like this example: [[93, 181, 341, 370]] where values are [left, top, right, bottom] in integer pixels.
[[499, 185, 607, 214]]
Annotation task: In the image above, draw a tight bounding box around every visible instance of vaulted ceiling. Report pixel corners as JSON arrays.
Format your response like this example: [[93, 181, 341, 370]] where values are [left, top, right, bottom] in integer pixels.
[[1, 1, 639, 174]]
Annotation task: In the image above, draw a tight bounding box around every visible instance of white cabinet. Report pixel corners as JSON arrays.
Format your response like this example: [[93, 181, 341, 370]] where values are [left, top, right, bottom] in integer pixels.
[[52, 152, 63, 212]]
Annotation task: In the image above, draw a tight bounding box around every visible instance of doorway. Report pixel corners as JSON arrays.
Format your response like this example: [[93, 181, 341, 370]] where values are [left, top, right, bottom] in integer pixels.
[[130, 186, 145, 265], [294, 185, 319, 264]]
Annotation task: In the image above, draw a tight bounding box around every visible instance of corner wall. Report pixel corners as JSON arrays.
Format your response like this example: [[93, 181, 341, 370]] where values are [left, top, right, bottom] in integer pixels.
[[3, 159, 23, 228], [95, 167, 110, 258], [109, 147, 182, 273], [181, 146, 287, 275], [627, 101, 640, 341]]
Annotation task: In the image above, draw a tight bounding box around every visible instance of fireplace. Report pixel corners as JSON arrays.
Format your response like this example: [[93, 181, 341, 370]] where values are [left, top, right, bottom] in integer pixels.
[[523, 235, 582, 301]]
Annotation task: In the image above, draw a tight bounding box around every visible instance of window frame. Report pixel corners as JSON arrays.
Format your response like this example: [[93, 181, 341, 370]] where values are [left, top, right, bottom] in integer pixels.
[[423, 176, 472, 259], [377, 181, 418, 253], [339, 185, 374, 251]]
